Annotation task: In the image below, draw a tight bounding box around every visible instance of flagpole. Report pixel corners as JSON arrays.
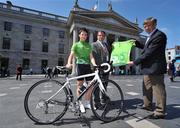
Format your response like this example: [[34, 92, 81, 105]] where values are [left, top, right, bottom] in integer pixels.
[[97, 0, 99, 11]]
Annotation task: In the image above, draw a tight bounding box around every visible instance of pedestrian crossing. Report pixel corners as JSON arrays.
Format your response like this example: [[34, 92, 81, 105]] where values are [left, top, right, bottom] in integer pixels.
[[9, 87, 21, 90], [126, 117, 160, 128], [126, 92, 140, 96], [0, 93, 7, 97]]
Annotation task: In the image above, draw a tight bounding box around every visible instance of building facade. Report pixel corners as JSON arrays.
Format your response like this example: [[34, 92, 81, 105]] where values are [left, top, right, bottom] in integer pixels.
[[0, 2, 144, 75], [166, 45, 180, 62]]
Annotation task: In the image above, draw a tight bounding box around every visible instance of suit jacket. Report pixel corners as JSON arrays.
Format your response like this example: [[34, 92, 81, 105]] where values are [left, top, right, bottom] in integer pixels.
[[92, 41, 111, 65], [134, 29, 167, 75]]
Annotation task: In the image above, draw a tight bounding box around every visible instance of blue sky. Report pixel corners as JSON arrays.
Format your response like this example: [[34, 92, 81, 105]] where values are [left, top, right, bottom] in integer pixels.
[[0, 0, 179, 48]]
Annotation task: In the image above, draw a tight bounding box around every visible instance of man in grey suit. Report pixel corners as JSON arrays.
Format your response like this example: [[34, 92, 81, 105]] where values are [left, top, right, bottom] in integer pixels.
[[92, 31, 111, 108], [128, 17, 167, 119]]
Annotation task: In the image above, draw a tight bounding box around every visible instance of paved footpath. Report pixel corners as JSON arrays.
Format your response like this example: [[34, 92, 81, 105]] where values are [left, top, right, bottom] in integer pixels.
[[0, 75, 180, 128]]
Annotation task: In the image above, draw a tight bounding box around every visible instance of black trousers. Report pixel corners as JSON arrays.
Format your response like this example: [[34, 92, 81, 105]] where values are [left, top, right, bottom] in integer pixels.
[[16, 73, 22, 80]]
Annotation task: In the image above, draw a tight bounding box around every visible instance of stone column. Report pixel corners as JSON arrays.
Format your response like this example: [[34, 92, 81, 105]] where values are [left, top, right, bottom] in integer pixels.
[[73, 29, 78, 43], [72, 29, 78, 75], [89, 30, 94, 43], [115, 35, 119, 41], [105, 35, 107, 43]]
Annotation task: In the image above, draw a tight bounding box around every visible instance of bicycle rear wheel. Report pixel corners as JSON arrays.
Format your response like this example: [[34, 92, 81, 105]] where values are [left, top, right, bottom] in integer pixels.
[[91, 79, 124, 122], [24, 79, 69, 124]]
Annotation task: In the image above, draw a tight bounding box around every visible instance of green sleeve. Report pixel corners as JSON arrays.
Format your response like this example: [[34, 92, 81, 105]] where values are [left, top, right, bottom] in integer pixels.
[[71, 43, 76, 53]]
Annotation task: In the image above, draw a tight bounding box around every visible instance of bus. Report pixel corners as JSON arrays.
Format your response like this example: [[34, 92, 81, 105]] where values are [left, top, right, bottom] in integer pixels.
[[174, 55, 180, 76]]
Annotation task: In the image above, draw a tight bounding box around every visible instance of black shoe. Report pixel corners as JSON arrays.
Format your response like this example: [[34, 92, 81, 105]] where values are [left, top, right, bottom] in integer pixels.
[[137, 105, 153, 111], [148, 114, 165, 119], [170, 78, 174, 82]]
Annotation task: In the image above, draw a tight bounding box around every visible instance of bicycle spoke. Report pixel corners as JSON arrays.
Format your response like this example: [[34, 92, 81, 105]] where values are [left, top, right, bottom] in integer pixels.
[[91, 79, 124, 122], [24, 79, 69, 124]]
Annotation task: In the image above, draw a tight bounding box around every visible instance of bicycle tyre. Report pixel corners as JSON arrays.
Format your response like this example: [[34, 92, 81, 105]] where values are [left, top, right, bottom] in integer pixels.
[[24, 79, 69, 124], [90, 79, 124, 122]]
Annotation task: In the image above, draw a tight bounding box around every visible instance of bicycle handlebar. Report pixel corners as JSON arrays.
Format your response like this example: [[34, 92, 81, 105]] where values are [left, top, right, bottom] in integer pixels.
[[56, 66, 66, 70], [56, 62, 112, 75], [100, 63, 111, 73]]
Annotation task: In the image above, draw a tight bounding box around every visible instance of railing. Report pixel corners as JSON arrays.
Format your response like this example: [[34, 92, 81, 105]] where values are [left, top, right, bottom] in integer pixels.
[[0, 2, 68, 22]]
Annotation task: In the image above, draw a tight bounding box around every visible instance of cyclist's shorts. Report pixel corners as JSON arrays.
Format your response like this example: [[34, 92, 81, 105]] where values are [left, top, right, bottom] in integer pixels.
[[77, 64, 93, 81]]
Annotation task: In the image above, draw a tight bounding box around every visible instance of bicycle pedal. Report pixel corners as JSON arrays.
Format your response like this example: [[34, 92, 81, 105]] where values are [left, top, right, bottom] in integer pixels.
[[74, 112, 81, 116]]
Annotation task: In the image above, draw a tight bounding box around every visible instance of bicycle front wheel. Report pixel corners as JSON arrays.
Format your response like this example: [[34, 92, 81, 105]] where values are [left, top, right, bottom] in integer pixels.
[[91, 79, 124, 122], [24, 79, 69, 124]]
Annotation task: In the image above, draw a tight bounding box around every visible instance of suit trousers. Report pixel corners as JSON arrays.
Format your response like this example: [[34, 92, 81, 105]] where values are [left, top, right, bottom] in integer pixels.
[[143, 75, 166, 115], [94, 73, 109, 104]]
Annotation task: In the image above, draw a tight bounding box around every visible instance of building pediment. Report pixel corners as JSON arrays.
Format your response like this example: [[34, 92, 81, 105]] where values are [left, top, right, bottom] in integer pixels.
[[95, 17, 126, 27], [68, 10, 142, 33]]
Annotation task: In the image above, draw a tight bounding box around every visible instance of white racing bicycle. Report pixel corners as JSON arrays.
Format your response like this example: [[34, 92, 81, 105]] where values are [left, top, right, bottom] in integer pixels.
[[24, 63, 124, 124]]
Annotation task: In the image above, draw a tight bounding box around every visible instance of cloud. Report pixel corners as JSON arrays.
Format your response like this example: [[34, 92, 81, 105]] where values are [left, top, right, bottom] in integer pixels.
[[160, 27, 169, 33]]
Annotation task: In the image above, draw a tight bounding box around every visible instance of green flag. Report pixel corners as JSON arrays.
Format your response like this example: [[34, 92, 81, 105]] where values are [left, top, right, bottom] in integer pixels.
[[110, 40, 135, 66]]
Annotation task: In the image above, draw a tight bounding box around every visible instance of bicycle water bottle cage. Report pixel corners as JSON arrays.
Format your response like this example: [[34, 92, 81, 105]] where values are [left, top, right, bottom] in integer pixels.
[[79, 86, 86, 93]]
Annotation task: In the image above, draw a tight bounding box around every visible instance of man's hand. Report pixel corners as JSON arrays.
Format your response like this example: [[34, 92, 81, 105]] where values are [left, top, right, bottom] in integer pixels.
[[129, 39, 136, 42], [65, 64, 73, 69], [127, 61, 134, 66]]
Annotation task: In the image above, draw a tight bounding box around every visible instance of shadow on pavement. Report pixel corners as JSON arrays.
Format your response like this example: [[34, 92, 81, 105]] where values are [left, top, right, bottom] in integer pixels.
[[124, 98, 180, 120], [166, 104, 180, 120], [52, 116, 96, 128]]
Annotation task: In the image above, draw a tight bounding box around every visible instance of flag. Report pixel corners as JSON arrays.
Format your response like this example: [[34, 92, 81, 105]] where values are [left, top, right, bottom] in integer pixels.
[[92, 0, 98, 11]]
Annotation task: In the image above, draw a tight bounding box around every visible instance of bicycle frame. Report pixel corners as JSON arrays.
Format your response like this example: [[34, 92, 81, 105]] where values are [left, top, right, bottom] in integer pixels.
[[46, 69, 106, 102]]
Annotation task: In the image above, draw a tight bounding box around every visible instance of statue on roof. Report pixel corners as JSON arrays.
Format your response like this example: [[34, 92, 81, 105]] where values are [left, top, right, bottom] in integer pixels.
[[108, 1, 112, 11], [74, 0, 78, 6], [6, 1, 12, 6]]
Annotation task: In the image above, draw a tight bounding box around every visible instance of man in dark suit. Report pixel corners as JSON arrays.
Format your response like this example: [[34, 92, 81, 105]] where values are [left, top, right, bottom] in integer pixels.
[[92, 31, 111, 65], [128, 17, 167, 119], [92, 31, 111, 108]]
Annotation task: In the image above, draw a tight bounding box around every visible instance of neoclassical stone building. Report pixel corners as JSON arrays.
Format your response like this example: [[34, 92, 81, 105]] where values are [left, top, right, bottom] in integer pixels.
[[0, 1, 145, 75]]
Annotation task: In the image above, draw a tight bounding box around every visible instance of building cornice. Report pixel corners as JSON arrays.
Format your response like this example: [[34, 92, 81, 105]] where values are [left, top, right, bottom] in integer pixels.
[[0, 2, 67, 27]]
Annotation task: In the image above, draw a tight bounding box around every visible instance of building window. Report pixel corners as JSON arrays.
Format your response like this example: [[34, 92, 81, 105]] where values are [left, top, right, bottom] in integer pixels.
[[24, 40, 31, 51], [4, 21, 12, 31], [43, 28, 49, 36], [58, 44, 64, 53], [24, 25, 32, 34], [118, 36, 127, 41], [0, 57, 9, 69], [2, 37, 11, 49], [41, 59, 48, 69], [23, 58, 30, 69], [168, 52, 171, 55], [42, 42, 48, 52], [58, 30, 65, 38], [168, 56, 171, 60], [58, 57, 64, 66]]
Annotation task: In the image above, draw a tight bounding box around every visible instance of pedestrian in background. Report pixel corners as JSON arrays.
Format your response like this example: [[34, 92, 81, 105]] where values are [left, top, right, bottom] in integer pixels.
[[16, 64, 22, 80], [128, 17, 167, 119], [47, 67, 52, 79], [167, 60, 175, 82]]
